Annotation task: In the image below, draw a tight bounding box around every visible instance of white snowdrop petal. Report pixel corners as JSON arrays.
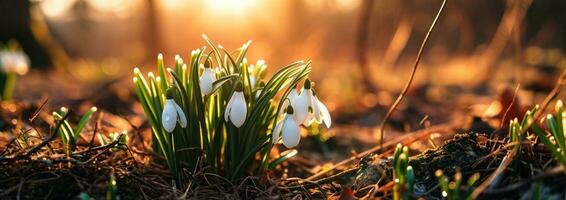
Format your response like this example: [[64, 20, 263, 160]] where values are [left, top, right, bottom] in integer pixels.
[[313, 96, 322, 122], [288, 89, 299, 104], [162, 100, 177, 132], [230, 93, 247, 127], [0, 51, 29, 75], [199, 76, 211, 94], [306, 90, 315, 109], [305, 90, 316, 125], [272, 119, 284, 144], [293, 90, 309, 124], [304, 93, 317, 127], [224, 93, 236, 122], [174, 102, 187, 128], [249, 76, 256, 89], [282, 116, 300, 148], [0, 53, 13, 73], [318, 100, 331, 128], [199, 68, 216, 95]]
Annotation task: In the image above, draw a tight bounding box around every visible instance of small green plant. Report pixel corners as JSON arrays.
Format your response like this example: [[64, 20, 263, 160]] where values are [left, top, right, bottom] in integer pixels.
[[106, 171, 119, 200], [0, 41, 30, 101], [133, 35, 331, 183], [435, 169, 479, 200], [52, 106, 98, 152], [531, 100, 566, 167], [392, 144, 414, 200], [98, 131, 128, 151]]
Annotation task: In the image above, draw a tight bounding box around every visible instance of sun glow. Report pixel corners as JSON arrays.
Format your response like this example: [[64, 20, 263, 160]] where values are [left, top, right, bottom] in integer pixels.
[[39, 0, 75, 18], [204, 0, 257, 15]]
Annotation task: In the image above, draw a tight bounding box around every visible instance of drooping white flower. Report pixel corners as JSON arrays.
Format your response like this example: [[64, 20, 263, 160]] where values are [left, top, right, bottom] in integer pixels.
[[311, 91, 332, 128], [289, 79, 332, 128], [0, 50, 29, 75], [224, 82, 247, 127], [161, 89, 187, 132], [292, 79, 315, 124], [199, 61, 216, 95], [273, 105, 300, 148]]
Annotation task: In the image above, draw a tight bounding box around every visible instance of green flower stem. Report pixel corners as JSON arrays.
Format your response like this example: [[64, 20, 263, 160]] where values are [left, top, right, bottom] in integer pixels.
[[2, 72, 16, 101]]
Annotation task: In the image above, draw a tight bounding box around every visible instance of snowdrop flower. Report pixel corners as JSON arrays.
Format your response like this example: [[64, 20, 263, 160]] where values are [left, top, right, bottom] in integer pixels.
[[199, 60, 216, 95], [224, 82, 247, 127], [273, 105, 300, 148], [0, 50, 29, 75], [291, 79, 332, 128], [307, 90, 332, 128], [162, 88, 187, 133], [292, 79, 315, 124]]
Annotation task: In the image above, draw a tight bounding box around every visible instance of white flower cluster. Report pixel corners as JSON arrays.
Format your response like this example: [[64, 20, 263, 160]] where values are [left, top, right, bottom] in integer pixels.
[[273, 79, 331, 148], [0, 50, 29, 75], [162, 63, 331, 150]]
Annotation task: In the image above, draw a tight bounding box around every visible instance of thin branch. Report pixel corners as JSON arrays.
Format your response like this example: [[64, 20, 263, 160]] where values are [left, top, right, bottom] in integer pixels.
[[0, 110, 72, 163], [499, 84, 521, 129], [282, 167, 358, 190], [377, 0, 448, 148], [536, 68, 566, 120], [29, 98, 48, 123]]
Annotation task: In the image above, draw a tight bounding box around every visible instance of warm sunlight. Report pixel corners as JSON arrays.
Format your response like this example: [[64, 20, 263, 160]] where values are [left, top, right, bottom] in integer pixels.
[[39, 0, 74, 18], [204, 0, 257, 15], [3, 0, 566, 199]]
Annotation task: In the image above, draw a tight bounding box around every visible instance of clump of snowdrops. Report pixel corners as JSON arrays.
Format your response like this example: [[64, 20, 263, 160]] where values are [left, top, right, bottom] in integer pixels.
[[133, 35, 331, 183], [0, 41, 30, 101]]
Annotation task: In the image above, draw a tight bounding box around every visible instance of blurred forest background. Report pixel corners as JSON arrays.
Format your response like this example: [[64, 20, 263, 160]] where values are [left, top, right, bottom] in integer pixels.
[[1, 0, 566, 133]]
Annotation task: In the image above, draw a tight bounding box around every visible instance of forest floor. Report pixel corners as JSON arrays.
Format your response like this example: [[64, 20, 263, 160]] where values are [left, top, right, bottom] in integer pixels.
[[1, 64, 566, 199]]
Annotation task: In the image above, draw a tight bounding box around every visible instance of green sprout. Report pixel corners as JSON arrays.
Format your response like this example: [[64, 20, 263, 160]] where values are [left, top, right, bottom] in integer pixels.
[[106, 171, 119, 200], [0, 41, 30, 101], [435, 169, 479, 200], [52, 106, 98, 152], [133, 35, 330, 183], [392, 144, 414, 200], [531, 100, 566, 167], [98, 131, 128, 152]]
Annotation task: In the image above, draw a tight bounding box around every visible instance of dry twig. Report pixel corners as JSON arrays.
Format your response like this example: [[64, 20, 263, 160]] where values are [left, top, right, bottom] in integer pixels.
[[377, 0, 448, 148]]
